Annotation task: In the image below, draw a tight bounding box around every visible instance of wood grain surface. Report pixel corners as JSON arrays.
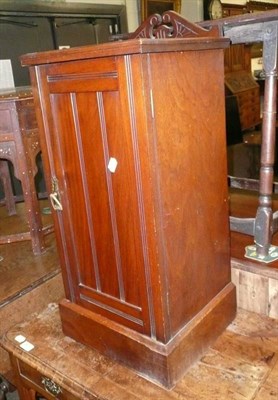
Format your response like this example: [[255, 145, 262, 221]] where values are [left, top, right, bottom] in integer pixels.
[[2, 305, 277, 399]]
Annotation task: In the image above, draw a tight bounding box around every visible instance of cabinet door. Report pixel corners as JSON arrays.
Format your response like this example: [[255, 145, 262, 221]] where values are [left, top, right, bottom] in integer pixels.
[[37, 57, 152, 335]]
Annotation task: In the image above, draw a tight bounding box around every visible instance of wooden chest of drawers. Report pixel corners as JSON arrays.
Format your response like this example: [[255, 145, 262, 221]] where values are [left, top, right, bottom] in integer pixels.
[[11, 358, 76, 400], [237, 87, 261, 130], [21, 34, 236, 388], [225, 71, 261, 131]]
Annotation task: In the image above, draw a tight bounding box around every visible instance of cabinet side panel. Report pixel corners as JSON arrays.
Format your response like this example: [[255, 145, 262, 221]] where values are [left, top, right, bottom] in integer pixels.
[[119, 54, 168, 341], [149, 50, 231, 336]]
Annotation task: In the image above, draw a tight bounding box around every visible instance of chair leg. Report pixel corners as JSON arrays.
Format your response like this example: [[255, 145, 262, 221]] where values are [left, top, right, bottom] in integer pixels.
[[0, 160, 16, 216]]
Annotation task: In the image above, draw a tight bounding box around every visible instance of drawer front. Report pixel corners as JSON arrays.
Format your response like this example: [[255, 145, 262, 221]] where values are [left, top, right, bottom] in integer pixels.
[[239, 106, 261, 130], [0, 106, 14, 136], [237, 88, 261, 130], [17, 359, 77, 400], [237, 88, 258, 103], [0, 98, 38, 139], [18, 100, 38, 133]]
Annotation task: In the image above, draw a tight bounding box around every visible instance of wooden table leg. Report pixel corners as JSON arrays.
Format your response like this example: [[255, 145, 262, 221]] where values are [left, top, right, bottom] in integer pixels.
[[16, 145, 46, 255], [0, 160, 16, 216], [0, 90, 52, 255], [13, 101, 46, 255]]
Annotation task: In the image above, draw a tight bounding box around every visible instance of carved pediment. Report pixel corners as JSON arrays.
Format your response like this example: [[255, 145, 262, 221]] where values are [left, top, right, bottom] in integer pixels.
[[131, 11, 219, 39]]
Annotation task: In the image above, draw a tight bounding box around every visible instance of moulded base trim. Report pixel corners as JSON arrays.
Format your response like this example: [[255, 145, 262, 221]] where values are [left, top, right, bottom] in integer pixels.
[[59, 282, 236, 389]]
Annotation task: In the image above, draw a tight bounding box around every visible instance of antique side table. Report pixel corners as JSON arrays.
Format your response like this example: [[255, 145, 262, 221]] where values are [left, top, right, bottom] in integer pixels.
[[0, 87, 53, 255], [1, 304, 277, 400]]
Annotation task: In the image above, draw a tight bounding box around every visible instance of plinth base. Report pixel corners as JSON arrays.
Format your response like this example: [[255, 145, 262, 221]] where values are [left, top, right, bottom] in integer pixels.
[[59, 282, 236, 389]]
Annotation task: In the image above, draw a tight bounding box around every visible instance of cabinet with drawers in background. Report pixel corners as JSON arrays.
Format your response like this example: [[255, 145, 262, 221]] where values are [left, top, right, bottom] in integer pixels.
[[225, 70, 261, 131]]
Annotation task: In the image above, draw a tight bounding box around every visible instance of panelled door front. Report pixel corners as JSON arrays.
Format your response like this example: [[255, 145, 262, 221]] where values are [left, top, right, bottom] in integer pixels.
[[38, 56, 152, 335]]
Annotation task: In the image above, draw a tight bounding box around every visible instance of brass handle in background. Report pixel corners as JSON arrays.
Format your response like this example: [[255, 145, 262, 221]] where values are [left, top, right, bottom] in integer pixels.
[[41, 376, 62, 396]]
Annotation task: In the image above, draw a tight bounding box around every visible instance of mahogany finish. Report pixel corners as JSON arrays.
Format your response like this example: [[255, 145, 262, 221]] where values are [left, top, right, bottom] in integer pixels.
[[0, 87, 53, 254], [21, 15, 236, 388]]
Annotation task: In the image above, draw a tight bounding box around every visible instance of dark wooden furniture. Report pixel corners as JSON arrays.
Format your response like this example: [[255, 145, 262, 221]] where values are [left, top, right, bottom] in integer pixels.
[[21, 13, 236, 388], [200, 11, 278, 262], [141, 0, 181, 22], [0, 87, 53, 254], [225, 70, 262, 163], [225, 70, 261, 132]]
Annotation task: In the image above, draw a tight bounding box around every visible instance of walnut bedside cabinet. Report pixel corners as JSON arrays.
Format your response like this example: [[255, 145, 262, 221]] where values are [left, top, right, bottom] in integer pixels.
[[20, 12, 236, 389]]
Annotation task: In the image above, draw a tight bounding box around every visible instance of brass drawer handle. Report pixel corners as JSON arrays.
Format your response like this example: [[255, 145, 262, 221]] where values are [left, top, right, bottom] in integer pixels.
[[41, 376, 62, 396]]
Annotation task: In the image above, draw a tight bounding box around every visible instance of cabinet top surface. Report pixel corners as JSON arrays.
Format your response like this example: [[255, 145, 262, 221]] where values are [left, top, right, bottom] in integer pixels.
[[21, 37, 230, 67]]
